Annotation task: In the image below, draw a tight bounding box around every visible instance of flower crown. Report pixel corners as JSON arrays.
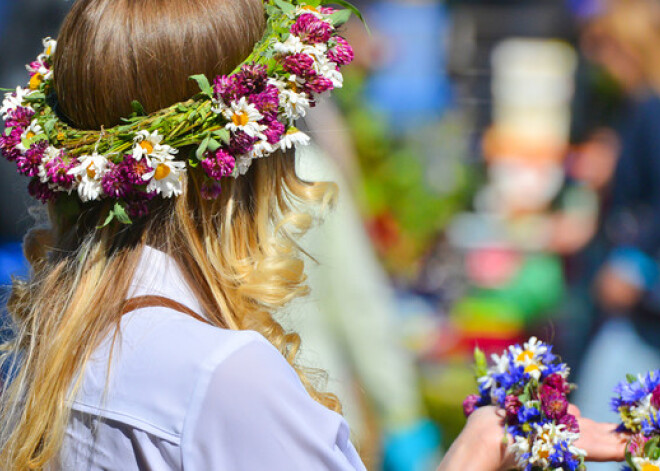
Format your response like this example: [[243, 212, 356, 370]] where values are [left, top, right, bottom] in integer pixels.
[[0, 0, 359, 224]]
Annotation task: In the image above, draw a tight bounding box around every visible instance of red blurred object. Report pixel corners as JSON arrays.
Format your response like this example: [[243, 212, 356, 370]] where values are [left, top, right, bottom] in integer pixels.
[[465, 247, 522, 288]]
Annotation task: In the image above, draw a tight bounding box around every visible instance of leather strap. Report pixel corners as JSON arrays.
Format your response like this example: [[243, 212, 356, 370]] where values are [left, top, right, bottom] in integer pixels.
[[122, 295, 210, 325]]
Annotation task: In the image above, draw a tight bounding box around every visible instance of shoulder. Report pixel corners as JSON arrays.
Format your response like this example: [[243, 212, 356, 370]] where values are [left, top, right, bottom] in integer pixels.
[[73, 306, 267, 442]]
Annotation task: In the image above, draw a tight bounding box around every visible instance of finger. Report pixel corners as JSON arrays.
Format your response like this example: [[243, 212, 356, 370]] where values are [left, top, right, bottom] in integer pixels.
[[568, 404, 582, 417]]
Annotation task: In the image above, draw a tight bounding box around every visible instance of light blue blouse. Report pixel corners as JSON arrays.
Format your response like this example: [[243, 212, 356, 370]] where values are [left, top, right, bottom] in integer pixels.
[[58, 246, 366, 470]]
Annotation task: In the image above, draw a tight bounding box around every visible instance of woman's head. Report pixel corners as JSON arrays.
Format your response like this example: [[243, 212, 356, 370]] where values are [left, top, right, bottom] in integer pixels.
[[54, 0, 265, 130], [1, 1, 338, 468]]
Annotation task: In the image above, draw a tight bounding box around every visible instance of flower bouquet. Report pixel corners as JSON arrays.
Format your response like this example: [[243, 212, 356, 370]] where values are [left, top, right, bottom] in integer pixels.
[[464, 337, 585, 471], [612, 371, 660, 471]]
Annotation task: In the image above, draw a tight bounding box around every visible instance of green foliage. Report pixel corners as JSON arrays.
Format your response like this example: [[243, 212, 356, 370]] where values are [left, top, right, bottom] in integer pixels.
[[473, 347, 488, 379], [189, 74, 213, 99], [100, 202, 132, 227]]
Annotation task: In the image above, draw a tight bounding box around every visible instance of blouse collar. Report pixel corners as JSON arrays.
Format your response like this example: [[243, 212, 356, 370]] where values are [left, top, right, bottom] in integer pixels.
[[128, 246, 204, 317]]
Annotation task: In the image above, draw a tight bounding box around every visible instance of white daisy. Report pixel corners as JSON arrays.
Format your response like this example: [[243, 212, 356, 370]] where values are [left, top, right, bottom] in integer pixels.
[[143, 153, 186, 198], [509, 336, 548, 380], [248, 139, 276, 159], [314, 56, 344, 89], [279, 128, 310, 151], [222, 97, 267, 138], [68, 153, 109, 202], [272, 78, 311, 121], [37, 37, 57, 62], [632, 457, 660, 471], [132, 130, 177, 161], [273, 35, 328, 61], [1, 87, 33, 119], [528, 423, 584, 468], [17, 122, 44, 153]]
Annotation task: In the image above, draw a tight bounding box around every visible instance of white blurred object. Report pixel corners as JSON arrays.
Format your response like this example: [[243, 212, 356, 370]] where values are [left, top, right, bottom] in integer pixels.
[[492, 38, 578, 145]]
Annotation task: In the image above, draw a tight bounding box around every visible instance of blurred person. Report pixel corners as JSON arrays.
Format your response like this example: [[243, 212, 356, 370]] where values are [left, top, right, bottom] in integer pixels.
[[571, 3, 660, 470], [287, 141, 442, 471], [0, 0, 626, 469]]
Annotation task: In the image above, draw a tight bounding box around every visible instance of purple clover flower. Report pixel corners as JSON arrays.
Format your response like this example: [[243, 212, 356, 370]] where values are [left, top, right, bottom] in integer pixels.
[[44, 153, 76, 189], [504, 395, 522, 421], [541, 391, 569, 420], [16, 141, 47, 177], [101, 162, 134, 198], [543, 374, 571, 395], [239, 64, 268, 93], [558, 414, 580, 433], [201, 179, 223, 200], [6, 107, 35, 129], [201, 149, 235, 180], [462, 394, 480, 417], [291, 13, 333, 44], [249, 84, 280, 122], [264, 120, 285, 145], [213, 75, 249, 104], [328, 36, 354, 66], [283, 53, 316, 76], [304, 73, 334, 95], [28, 178, 56, 203], [122, 155, 152, 185], [228, 132, 257, 156], [0, 127, 23, 161]]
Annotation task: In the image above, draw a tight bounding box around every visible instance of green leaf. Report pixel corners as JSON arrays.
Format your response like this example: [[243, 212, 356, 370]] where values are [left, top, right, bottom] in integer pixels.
[[195, 134, 211, 160], [207, 138, 221, 152], [273, 0, 295, 14], [4, 127, 11, 137], [23, 92, 45, 102], [113, 202, 132, 225], [131, 100, 146, 116], [627, 373, 637, 383], [321, 0, 367, 27], [212, 128, 230, 144], [43, 118, 57, 136], [473, 347, 488, 379], [189, 74, 213, 98], [328, 9, 351, 27]]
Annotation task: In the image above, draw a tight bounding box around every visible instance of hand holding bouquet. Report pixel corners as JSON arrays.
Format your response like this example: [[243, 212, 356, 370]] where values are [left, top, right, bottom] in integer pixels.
[[464, 337, 586, 471], [612, 371, 660, 471]]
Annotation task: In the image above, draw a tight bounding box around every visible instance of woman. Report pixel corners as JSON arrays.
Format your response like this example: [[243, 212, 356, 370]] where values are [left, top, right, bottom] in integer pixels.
[[0, 0, 626, 469]]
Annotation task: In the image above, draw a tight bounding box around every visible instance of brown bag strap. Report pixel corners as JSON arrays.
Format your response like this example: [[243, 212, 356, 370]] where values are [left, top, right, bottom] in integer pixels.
[[122, 295, 210, 325]]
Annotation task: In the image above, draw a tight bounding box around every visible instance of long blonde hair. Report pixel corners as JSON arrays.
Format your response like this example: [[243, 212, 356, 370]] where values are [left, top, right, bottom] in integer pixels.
[[0, 0, 339, 469]]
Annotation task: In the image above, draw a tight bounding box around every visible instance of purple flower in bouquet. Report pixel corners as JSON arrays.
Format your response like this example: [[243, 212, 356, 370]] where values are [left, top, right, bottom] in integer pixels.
[[228, 131, 258, 156], [291, 13, 333, 44], [28, 178, 56, 203], [505, 395, 522, 421], [0, 127, 23, 161], [16, 141, 47, 177], [201, 179, 223, 200], [101, 162, 134, 198], [541, 390, 569, 420], [558, 414, 580, 433], [543, 374, 571, 395], [282, 53, 316, 77], [44, 153, 76, 189], [201, 149, 235, 180], [463, 394, 480, 417], [6, 106, 34, 129], [328, 36, 354, 66]]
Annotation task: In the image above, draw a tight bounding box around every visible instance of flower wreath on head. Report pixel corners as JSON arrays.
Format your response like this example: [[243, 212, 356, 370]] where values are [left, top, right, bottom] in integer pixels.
[[0, 0, 360, 225]]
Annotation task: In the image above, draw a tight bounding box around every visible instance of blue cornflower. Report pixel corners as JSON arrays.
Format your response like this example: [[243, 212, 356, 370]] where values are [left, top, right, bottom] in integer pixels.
[[641, 410, 660, 436], [491, 387, 506, 407], [613, 377, 647, 404], [517, 405, 541, 424]]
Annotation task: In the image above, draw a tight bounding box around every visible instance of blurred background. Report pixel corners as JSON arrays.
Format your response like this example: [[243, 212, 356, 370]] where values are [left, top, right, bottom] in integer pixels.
[[2, 0, 660, 470]]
